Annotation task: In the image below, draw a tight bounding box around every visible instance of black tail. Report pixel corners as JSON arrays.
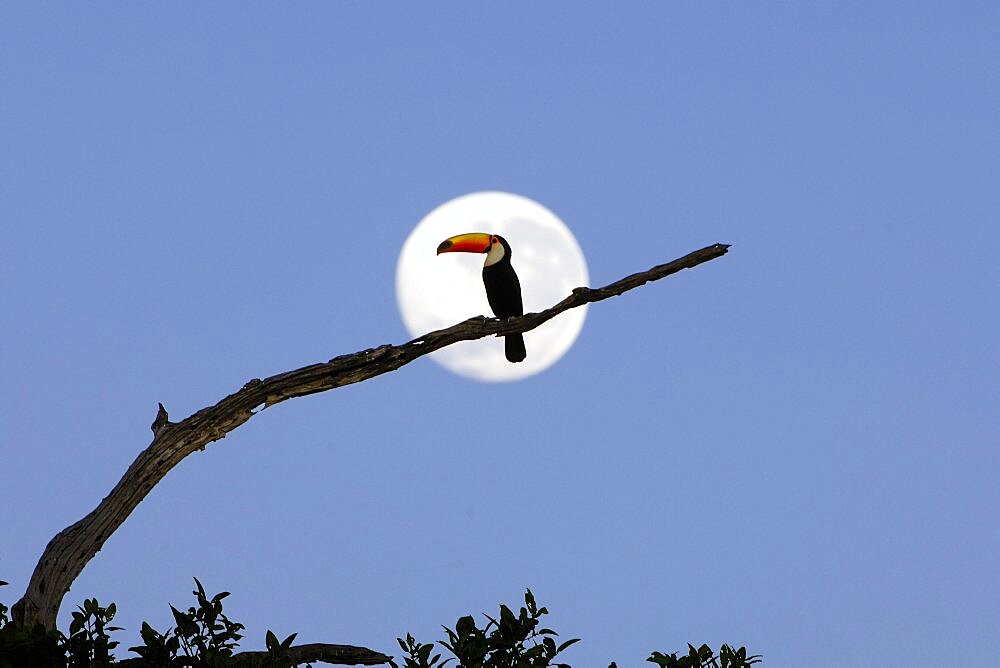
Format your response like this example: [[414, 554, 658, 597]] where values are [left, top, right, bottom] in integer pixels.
[[505, 334, 526, 363]]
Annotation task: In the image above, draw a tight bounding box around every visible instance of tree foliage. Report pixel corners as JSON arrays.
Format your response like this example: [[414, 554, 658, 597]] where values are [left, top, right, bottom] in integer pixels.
[[1, 579, 302, 668], [391, 590, 579, 668], [1, 581, 757, 667], [391, 590, 759, 668]]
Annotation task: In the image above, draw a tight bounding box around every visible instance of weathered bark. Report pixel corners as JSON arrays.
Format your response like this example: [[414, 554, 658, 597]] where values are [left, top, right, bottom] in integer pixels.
[[11, 243, 730, 635]]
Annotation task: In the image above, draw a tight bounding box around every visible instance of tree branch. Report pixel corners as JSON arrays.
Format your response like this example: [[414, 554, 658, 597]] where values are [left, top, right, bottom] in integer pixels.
[[231, 642, 393, 666], [115, 642, 393, 666], [11, 242, 730, 632]]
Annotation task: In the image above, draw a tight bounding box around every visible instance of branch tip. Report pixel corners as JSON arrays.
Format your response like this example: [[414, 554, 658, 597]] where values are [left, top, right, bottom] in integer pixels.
[[150, 403, 170, 434]]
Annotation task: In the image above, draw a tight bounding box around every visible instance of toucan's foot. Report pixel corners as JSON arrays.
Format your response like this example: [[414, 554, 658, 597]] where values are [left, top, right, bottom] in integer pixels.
[[494, 315, 518, 336]]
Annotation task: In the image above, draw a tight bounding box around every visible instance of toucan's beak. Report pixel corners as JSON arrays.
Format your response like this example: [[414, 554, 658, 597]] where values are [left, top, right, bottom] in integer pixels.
[[437, 232, 492, 255]]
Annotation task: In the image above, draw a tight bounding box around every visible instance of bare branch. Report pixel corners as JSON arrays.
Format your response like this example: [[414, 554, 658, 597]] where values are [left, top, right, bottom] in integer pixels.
[[115, 642, 392, 666], [11, 242, 730, 631], [230, 642, 392, 666]]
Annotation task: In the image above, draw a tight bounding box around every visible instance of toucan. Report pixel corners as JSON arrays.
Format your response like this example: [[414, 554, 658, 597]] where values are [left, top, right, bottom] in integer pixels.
[[437, 232, 526, 363]]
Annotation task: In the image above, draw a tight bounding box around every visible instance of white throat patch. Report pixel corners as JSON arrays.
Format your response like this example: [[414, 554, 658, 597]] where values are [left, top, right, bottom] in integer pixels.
[[484, 239, 506, 266]]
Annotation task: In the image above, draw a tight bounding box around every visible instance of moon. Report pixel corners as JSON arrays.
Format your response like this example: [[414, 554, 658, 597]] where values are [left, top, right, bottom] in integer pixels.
[[396, 191, 589, 382]]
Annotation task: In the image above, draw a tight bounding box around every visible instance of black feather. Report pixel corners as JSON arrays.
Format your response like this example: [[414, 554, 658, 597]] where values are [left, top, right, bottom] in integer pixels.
[[482, 236, 526, 363]]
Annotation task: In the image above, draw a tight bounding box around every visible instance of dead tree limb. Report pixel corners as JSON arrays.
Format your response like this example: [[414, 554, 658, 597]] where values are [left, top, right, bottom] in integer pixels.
[[11, 242, 730, 634], [230, 643, 392, 666], [115, 642, 392, 666]]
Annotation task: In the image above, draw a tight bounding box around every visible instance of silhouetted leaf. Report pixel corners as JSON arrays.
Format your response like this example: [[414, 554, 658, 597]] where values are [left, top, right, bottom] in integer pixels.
[[557, 638, 581, 652]]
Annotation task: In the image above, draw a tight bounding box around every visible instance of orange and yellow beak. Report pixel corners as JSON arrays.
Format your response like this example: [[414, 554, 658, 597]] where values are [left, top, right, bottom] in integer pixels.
[[437, 232, 492, 255]]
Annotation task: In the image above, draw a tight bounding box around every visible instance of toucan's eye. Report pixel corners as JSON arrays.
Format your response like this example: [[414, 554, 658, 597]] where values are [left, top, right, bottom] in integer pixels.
[[492, 236, 499, 244]]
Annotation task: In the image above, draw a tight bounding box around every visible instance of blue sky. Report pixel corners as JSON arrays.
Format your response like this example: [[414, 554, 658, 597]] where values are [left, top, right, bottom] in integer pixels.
[[2, 3, 997, 666]]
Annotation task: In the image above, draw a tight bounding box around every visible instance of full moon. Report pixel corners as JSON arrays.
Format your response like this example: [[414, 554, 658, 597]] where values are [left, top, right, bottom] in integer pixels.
[[396, 192, 589, 382]]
